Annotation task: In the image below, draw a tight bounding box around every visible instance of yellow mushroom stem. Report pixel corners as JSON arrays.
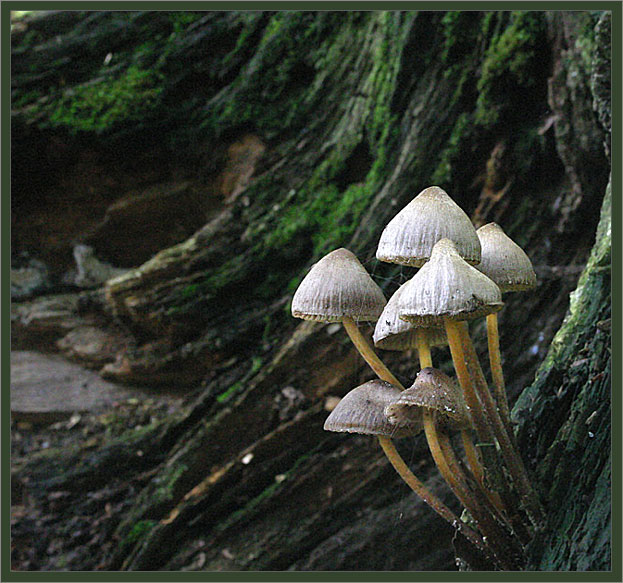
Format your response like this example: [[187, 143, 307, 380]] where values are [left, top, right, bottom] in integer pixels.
[[461, 430, 505, 516], [341, 317, 490, 554], [444, 320, 497, 446], [456, 320, 546, 529], [423, 414, 523, 570], [422, 412, 479, 516], [486, 313, 515, 442], [415, 326, 503, 517], [444, 319, 529, 526], [342, 317, 403, 388], [416, 330, 483, 505], [377, 436, 490, 556], [415, 328, 433, 369]]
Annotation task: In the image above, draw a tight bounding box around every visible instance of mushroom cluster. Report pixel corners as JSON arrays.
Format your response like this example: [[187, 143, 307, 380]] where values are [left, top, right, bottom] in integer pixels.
[[291, 186, 541, 570]]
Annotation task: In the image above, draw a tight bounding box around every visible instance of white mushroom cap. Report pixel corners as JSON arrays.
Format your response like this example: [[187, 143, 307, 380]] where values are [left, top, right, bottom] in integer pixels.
[[324, 380, 420, 437], [397, 238, 503, 326], [385, 367, 471, 432], [475, 223, 537, 293], [291, 248, 386, 322], [373, 284, 448, 351], [376, 186, 481, 267]]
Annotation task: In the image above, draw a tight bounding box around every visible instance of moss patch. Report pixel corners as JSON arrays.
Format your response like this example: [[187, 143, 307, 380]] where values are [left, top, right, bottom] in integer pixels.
[[475, 11, 547, 127], [47, 65, 163, 132], [121, 519, 157, 551]]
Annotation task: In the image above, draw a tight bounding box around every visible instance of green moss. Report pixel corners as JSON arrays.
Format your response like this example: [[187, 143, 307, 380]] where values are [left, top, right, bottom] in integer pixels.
[[573, 11, 602, 72], [153, 463, 188, 504], [215, 450, 314, 533], [241, 13, 404, 261], [216, 381, 243, 404], [431, 112, 472, 185], [47, 65, 163, 132], [475, 12, 546, 127], [165, 253, 249, 317], [180, 283, 200, 298], [216, 356, 263, 403], [441, 11, 482, 70], [121, 520, 157, 550], [201, 12, 339, 139], [168, 11, 204, 31]]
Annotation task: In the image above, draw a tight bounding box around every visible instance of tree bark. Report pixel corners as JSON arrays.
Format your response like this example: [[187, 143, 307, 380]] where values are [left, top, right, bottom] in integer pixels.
[[11, 10, 611, 571]]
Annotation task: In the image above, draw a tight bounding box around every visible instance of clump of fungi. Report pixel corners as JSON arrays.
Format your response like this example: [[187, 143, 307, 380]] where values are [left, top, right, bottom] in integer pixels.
[[292, 186, 543, 570]]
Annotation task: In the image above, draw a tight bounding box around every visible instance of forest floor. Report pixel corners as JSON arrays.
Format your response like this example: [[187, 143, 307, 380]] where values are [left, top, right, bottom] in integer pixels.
[[10, 341, 189, 571]]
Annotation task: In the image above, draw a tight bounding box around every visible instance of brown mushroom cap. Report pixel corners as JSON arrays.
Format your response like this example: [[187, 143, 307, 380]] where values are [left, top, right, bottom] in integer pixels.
[[324, 380, 420, 437], [291, 248, 386, 322], [397, 238, 503, 326], [373, 284, 448, 350], [475, 223, 537, 293], [376, 186, 481, 267], [385, 367, 471, 432]]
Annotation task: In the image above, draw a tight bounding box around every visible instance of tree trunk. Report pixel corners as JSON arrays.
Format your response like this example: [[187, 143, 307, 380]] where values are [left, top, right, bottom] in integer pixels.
[[10, 9, 611, 571]]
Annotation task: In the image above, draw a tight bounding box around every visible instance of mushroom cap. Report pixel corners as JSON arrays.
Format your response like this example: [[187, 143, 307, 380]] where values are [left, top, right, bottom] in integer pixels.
[[397, 238, 503, 326], [376, 186, 481, 267], [475, 223, 537, 293], [385, 367, 471, 432], [291, 248, 386, 322], [324, 380, 420, 437], [373, 284, 448, 350]]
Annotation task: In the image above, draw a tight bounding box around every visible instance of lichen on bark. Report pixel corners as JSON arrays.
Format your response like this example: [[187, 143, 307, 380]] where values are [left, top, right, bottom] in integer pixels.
[[514, 177, 611, 570]]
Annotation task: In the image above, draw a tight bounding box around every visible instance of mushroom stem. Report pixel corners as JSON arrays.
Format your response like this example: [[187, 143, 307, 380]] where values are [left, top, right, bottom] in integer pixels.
[[444, 319, 522, 520], [377, 436, 490, 557], [437, 432, 525, 569], [486, 313, 515, 442], [461, 431, 484, 485], [415, 328, 433, 369], [342, 317, 403, 388], [443, 320, 495, 445], [416, 329, 503, 523], [422, 412, 478, 514], [422, 415, 521, 570], [461, 430, 505, 516], [417, 330, 487, 522], [456, 321, 546, 529]]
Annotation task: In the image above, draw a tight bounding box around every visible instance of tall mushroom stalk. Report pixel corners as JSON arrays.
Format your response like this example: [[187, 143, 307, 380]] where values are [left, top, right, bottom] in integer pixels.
[[455, 320, 545, 528], [475, 223, 538, 441]]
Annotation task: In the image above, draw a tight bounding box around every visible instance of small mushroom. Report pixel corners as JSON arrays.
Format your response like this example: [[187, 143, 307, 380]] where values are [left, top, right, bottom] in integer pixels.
[[373, 283, 448, 358], [325, 380, 488, 556], [397, 238, 503, 326], [376, 186, 481, 267], [292, 248, 386, 323], [475, 223, 536, 293], [386, 368, 519, 567], [385, 368, 470, 432], [291, 248, 401, 386], [324, 380, 418, 438]]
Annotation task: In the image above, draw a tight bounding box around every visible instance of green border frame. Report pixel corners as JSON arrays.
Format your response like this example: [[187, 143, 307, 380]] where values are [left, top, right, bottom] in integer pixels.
[[1, 1, 622, 9], [2, 2, 620, 581]]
